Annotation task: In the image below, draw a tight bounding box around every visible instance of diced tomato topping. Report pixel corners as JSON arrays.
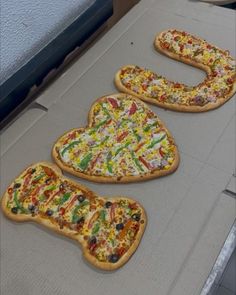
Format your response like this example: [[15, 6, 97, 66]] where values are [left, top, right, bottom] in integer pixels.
[[8, 188, 13, 194], [174, 83, 181, 88], [108, 97, 119, 108], [117, 131, 129, 142], [188, 40, 192, 44], [179, 44, 184, 52], [32, 196, 37, 205], [129, 203, 138, 210], [42, 166, 54, 177], [142, 84, 147, 91], [207, 44, 212, 49], [227, 78, 233, 84], [163, 41, 170, 49], [160, 94, 166, 102], [117, 247, 126, 256], [59, 207, 65, 215], [89, 243, 97, 252], [129, 102, 137, 115], [212, 72, 217, 77]]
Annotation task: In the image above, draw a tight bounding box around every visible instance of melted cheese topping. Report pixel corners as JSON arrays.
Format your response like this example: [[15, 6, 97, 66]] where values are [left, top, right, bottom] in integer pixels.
[[118, 29, 236, 107], [5, 164, 145, 265], [55, 96, 176, 177]]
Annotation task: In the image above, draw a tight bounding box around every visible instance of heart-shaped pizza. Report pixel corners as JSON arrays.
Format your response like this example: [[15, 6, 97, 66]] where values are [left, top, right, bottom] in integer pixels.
[[115, 29, 236, 112], [1, 162, 146, 270], [52, 94, 179, 182]]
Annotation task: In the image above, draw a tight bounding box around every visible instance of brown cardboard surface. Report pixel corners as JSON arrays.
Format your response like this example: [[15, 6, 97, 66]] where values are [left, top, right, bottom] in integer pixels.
[[1, 0, 235, 294]]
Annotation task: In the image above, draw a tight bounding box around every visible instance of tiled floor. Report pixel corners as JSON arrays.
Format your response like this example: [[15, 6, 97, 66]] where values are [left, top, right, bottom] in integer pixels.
[[214, 248, 236, 295]]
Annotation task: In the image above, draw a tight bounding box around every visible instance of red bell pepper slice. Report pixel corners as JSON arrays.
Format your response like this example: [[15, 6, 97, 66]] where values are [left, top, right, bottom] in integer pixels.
[[110, 204, 115, 222], [134, 142, 145, 152], [117, 131, 129, 142], [108, 98, 119, 108], [129, 102, 137, 115], [159, 147, 165, 158], [138, 156, 152, 170], [63, 131, 77, 145]]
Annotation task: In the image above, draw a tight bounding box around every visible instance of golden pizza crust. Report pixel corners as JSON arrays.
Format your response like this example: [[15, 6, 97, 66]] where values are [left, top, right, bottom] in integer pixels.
[[1, 162, 147, 271], [52, 93, 180, 183], [114, 30, 236, 112]]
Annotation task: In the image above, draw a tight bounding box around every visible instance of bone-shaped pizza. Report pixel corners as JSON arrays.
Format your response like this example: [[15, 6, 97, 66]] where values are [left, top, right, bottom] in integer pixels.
[[115, 29, 236, 112], [52, 94, 179, 182], [1, 162, 146, 270]]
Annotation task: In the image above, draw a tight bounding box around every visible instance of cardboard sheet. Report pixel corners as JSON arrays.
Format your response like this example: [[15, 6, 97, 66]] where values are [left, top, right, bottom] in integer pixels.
[[1, 0, 235, 294]]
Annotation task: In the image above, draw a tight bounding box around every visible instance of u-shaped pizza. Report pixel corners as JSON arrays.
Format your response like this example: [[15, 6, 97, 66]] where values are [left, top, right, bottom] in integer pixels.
[[1, 162, 146, 270], [115, 29, 236, 112]]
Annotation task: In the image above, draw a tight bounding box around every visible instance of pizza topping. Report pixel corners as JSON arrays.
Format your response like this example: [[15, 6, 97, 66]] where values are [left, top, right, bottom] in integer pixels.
[[131, 213, 141, 222], [77, 194, 85, 203], [4, 164, 146, 267], [116, 29, 236, 110], [55, 96, 177, 180], [11, 207, 18, 214], [46, 209, 54, 216], [108, 97, 119, 108], [13, 183, 21, 189], [108, 254, 120, 263], [105, 201, 112, 208], [116, 223, 124, 231]]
